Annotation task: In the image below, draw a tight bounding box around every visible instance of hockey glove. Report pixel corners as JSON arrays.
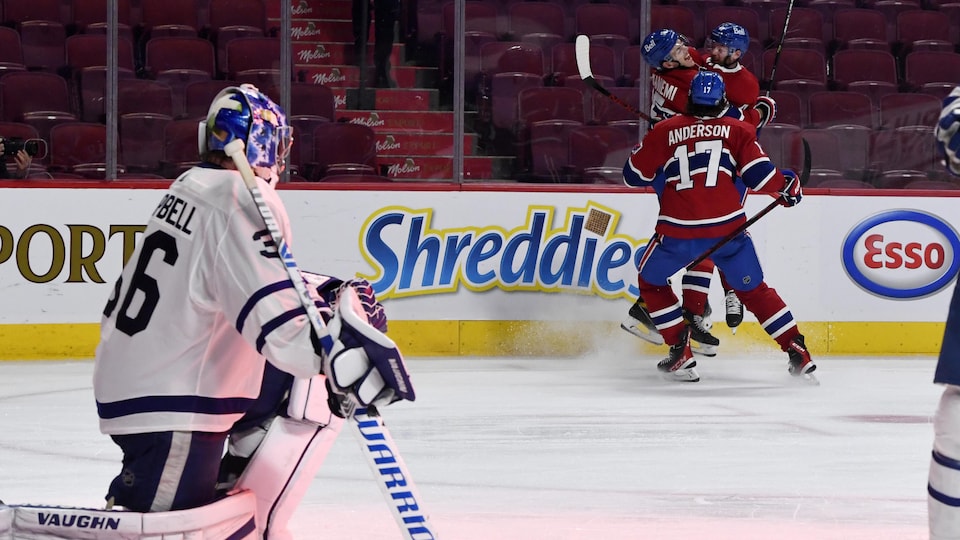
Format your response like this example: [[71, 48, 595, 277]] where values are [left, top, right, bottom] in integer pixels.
[[936, 87, 960, 176], [752, 96, 777, 129], [339, 278, 387, 332], [777, 170, 802, 207], [303, 272, 388, 332], [323, 287, 415, 416]]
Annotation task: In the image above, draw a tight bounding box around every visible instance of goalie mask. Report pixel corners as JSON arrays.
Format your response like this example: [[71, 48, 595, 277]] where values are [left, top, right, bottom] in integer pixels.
[[199, 84, 292, 180]]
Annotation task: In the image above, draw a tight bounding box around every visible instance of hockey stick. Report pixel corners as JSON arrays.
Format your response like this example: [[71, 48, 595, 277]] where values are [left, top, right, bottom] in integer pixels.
[[223, 140, 438, 540], [765, 0, 798, 96], [575, 34, 653, 122], [686, 144, 811, 271], [685, 198, 780, 271]]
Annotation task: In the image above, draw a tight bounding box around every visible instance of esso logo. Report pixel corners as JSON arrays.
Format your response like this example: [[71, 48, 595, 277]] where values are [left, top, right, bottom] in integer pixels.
[[842, 210, 960, 299]]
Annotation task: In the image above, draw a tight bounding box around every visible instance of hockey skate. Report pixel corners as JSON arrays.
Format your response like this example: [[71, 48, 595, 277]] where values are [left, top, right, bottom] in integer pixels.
[[621, 298, 665, 346], [786, 334, 819, 385], [657, 328, 699, 382], [683, 309, 719, 357], [724, 289, 743, 333]]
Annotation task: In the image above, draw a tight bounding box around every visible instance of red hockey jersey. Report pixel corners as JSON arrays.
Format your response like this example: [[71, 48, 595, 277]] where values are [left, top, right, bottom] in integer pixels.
[[626, 113, 789, 239], [648, 47, 704, 123], [648, 49, 764, 127]]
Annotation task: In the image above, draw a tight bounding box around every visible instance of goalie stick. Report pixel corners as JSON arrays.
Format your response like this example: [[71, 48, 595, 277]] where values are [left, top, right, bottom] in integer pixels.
[[223, 140, 438, 540]]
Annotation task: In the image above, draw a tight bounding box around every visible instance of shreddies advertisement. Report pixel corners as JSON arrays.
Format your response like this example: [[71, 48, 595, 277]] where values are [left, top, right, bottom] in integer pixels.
[[0, 188, 958, 325]]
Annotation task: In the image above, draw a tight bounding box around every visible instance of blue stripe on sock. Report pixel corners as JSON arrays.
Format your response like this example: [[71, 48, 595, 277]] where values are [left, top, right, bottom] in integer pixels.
[[930, 450, 960, 507], [934, 449, 960, 471], [930, 483, 960, 507]]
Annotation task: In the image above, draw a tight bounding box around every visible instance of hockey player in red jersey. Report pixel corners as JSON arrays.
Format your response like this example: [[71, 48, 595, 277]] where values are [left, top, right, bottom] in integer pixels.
[[622, 28, 723, 356], [622, 26, 777, 352], [623, 71, 816, 384], [702, 22, 777, 331], [643, 28, 705, 123], [704, 22, 776, 131]]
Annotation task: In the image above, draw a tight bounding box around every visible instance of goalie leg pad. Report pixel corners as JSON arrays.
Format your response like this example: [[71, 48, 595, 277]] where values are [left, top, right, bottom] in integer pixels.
[[0, 491, 257, 539], [233, 413, 343, 540], [930, 385, 960, 539]]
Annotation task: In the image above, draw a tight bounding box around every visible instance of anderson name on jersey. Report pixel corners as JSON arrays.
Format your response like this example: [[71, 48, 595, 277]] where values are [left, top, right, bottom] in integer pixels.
[[625, 114, 789, 239]]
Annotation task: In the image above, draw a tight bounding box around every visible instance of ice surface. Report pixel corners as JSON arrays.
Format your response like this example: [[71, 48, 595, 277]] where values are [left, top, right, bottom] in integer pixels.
[[0, 347, 940, 540]]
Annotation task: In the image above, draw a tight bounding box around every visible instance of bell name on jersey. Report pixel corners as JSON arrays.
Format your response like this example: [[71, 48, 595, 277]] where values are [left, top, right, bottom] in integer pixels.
[[153, 193, 197, 236]]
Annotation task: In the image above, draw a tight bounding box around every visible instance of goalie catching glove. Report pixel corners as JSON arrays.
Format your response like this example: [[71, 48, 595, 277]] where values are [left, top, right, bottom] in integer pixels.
[[319, 286, 415, 416], [777, 169, 802, 207], [936, 87, 960, 176]]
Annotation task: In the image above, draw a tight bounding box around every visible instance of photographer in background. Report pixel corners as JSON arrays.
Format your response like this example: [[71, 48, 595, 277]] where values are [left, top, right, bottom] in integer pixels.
[[0, 138, 33, 179]]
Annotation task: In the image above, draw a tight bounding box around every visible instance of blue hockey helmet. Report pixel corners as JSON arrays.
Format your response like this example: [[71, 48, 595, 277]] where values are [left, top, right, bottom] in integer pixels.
[[200, 84, 292, 169], [709, 22, 750, 55], [641, 29, 681, 68], [689, 71, 726, 106]]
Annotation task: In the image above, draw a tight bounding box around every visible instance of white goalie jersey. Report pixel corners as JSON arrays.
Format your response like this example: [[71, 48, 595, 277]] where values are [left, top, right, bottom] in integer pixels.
[[93, 165, 322, 436]]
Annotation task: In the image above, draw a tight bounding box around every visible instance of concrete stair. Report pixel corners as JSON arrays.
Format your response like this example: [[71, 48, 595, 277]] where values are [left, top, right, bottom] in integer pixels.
[[267, 0, 513, 181]]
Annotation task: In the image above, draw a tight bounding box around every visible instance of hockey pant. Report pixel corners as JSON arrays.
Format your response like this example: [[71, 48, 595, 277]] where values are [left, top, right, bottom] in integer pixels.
[[639, 232, 799, 348]]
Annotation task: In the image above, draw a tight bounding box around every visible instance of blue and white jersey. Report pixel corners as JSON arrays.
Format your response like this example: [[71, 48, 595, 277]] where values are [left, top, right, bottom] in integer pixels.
[[94, 164, 323, 435], [936, 278, 960, 385]]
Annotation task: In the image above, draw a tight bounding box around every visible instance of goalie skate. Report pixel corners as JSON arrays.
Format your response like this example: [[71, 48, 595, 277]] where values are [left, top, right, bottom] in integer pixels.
[[657, 328, 699, 382], [621, 299, 664, 346]]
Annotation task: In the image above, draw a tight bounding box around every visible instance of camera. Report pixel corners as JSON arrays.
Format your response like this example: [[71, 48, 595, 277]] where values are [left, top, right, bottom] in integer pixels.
[[1, 137, 46, 158]]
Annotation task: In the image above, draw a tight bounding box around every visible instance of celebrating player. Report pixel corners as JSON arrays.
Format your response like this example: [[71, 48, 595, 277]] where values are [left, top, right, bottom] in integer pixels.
[[622, 26, 777, 351], [703, 22, 776, 327], [90, 84, 413, 539], [623, 71, 815, 383], [928, 85, 960, 540]]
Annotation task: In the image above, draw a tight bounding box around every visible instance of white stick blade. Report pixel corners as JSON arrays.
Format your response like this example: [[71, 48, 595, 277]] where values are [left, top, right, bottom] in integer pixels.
[[575, 34, 593, 80]]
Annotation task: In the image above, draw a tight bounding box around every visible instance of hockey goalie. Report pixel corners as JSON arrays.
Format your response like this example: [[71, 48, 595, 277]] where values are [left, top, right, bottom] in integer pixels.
[[0, 85, 415, 539]]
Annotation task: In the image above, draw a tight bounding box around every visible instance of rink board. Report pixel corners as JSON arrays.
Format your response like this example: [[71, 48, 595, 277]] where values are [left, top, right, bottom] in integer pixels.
[[0, 184, 957, 358]]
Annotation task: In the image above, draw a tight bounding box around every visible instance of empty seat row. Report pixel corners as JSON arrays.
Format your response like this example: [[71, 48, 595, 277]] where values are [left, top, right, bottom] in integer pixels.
[[422, 0, 960, 54], [649, 4, 960, 53], [761, 123, 946, 183], [0, 27, 279, 82], [769, 88, 941, 129], [1, 0, 267, 38]]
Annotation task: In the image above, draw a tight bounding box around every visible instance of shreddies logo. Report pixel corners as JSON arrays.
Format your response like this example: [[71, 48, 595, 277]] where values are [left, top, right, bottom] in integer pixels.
[[842, 209, 960, 299], [358, 203, 647, 299]]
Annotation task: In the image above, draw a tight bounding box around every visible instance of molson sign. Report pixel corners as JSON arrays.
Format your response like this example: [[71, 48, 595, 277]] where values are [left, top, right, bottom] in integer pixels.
[[357, 202, 648, 300], [842, 209, 960, 299]]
